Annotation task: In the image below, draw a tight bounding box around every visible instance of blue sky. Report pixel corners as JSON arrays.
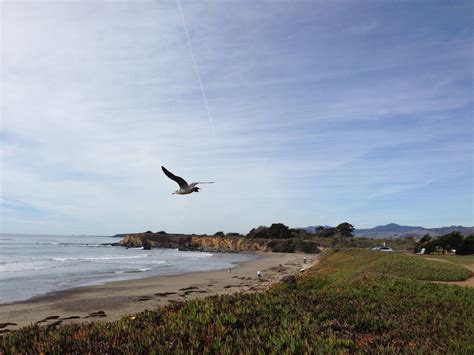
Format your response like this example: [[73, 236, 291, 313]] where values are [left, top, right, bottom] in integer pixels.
[[1, 0, 472, 235]]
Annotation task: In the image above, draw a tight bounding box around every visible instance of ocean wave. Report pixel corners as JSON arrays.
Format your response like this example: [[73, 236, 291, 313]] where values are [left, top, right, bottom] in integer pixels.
[[126, 267, 153, 273], [81, 244, 112, 247], [114, 267, 156, 274], [0, 262, 58, 273], [51, 255, 152, 262], [0, 256, 164, 273], [35, 242, 111, 247], [176, 251, 213, 258]]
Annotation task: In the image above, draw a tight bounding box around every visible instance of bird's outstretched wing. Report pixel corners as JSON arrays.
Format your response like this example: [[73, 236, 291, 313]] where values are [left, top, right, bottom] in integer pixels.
[[190, 182, 215, 188], [161, 166, 189, 188]]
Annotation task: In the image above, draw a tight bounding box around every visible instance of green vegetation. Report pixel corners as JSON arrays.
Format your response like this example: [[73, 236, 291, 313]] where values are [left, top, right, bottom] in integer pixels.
[[2, 250, 473, 353], [313, 235, 415, 250], [312, 222, 355, 239], [245, 222, 415, 251], [247, 223, 292, 239], [423, 254, 474, 267], [365, 253, 472, 281], [415, 232, 474, 255]]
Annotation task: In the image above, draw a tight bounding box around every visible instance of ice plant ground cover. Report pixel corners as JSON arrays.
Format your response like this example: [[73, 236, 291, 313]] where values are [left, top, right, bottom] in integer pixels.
[[1, 249, 473, 353]]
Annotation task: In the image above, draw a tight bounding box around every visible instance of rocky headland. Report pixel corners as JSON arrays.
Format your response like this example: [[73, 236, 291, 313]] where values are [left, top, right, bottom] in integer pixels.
[[117, 232, 320, 254]]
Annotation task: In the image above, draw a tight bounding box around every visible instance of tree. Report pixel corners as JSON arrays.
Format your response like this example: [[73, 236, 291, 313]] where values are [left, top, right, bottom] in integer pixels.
[[226, 232, 241, 237], [456, 234, 474, 255], [316, 227, 336, 238], [444, 231, 464, 251], [437, 231, 464, 254], [214, 231, 225, 237], [268, 223, 291, 239], [247, 223, 291, 239], [414, 234, 432, 253], [336, 222, 354, 238]]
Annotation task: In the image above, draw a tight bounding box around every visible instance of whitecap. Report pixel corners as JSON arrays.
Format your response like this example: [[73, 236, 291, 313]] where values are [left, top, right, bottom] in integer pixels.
[[177, 251, 213, 258], [51, 255, 152, 262]]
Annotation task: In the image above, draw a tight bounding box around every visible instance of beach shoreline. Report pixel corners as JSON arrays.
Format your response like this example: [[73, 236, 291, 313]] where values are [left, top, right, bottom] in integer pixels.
[[0, 252, 319, 332]]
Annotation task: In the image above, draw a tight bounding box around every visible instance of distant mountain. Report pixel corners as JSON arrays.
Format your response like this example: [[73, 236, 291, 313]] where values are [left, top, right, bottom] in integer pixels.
[[356, 223, 423, 234], [303, 223, 474, 239], [354, 223, 474, 238]]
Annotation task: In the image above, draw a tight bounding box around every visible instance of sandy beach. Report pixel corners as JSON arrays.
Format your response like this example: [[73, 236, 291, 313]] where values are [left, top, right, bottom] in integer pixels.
[[0, 252, 319, 332]]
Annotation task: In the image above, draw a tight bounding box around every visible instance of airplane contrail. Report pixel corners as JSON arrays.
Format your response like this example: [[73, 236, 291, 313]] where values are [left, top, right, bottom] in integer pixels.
[[177, 0, 215, 135]]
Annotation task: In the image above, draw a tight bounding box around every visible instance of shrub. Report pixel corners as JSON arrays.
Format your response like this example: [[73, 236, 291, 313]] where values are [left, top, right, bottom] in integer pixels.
[[247, 223, 291, 239], [457, 235, 474, 255]]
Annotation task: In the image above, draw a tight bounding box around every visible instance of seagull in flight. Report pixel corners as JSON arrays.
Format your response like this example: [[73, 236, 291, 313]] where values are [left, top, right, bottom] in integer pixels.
[[162, 166, 214, 195]]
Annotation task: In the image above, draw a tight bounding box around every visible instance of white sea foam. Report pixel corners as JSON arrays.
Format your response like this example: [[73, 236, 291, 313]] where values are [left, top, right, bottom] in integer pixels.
[[51, 255, 151, 262], [0, 261, 58, 273], [176, 251, 213, 258], [115, 267, 154, 274]]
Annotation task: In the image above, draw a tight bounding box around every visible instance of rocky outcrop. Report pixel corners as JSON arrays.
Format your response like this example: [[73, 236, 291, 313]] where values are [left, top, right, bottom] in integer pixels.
[[119, 233, 320, 254], [120, 234, 193, 249]]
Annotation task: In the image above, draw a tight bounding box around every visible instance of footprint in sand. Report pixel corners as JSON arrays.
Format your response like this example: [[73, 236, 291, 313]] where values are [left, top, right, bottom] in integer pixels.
[[0, 322, 17, 329], [154, 292, 177, 297], [86, 311, 107, 318], [182, 290, 207, 296], [179, 286, 199, 291], [36, 315, 60, 324]]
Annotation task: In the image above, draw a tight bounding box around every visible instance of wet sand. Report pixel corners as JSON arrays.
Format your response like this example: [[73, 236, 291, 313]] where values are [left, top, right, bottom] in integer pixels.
[[0, 252, 319, 333]]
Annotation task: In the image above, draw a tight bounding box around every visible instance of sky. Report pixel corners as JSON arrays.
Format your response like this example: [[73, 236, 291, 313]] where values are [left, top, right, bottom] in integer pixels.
[[1, 0, 473, 235]]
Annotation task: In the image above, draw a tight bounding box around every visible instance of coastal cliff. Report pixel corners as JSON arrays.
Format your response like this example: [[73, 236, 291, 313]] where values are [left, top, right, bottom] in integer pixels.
[[119, 233, 320, 253]]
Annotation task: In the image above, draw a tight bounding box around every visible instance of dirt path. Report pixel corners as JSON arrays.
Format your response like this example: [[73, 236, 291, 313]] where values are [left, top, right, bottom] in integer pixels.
[[422, 256, 474, 287]]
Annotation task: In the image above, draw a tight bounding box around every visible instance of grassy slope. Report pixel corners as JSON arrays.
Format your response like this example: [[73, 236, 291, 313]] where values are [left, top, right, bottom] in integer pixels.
[[422, 254, 474, 268], [1, 250, 473, 354]]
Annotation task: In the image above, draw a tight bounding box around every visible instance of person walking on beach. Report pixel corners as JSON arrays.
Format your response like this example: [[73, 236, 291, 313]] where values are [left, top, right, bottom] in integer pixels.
[[257, 270, 261, 280]]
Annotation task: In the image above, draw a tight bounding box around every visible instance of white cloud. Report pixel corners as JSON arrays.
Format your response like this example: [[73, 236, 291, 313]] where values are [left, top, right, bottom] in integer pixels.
[[1, 1, 472, 234]]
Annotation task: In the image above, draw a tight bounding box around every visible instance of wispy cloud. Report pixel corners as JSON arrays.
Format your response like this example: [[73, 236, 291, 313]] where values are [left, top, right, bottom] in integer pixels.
[[1, 0, 472, 234], [348, 20, 379, 34]]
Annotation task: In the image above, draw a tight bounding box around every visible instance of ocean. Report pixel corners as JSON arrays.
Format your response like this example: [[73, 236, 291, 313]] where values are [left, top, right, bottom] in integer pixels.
[[0, 233, 257, 304]]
